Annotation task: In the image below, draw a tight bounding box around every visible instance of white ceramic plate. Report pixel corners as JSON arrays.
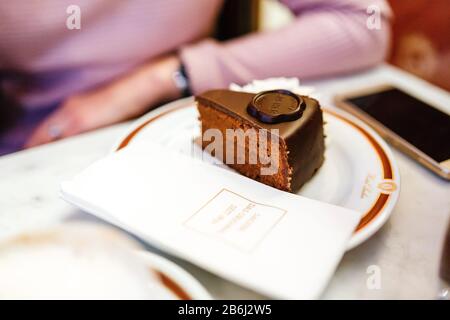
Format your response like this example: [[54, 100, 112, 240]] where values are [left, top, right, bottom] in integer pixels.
[[135, 250, 211, 300], [0, 223, 210, 299], [112, 98, 400, 249]]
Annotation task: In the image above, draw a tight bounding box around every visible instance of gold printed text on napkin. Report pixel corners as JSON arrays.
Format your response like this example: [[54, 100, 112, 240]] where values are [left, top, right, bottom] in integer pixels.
[[184, 189, 286, 252]]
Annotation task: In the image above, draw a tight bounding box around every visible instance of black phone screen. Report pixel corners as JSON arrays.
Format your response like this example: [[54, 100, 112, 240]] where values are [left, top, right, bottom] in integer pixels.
[[346, 88, 450, 163]]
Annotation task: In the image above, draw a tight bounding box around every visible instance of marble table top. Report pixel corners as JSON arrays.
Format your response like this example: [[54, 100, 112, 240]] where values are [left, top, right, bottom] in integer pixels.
[[1, 65, 449, 299]]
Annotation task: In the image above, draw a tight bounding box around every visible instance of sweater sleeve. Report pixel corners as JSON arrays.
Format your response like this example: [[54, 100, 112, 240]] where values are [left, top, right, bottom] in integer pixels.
[[180, 0, 392, 94]]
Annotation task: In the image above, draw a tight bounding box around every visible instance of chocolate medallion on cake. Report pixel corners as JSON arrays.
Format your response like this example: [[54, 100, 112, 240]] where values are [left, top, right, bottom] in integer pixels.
[[247, 89, 305, 124]]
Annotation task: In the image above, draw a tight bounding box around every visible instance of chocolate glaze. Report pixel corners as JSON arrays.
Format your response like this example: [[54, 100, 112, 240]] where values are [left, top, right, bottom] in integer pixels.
[[196, 89, 325, 192]]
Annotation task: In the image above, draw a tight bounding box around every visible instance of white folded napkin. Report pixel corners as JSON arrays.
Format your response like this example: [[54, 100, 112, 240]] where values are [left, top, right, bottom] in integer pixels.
[[61, 141, 361, 299]]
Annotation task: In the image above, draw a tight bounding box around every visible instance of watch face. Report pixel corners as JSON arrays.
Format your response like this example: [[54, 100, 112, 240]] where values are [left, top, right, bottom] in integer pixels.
[[176, 64, 191, 97], [173, 70, 189, 91]]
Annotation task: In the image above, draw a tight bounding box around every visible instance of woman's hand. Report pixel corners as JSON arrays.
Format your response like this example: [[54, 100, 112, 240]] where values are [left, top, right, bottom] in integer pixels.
[[24, 55, 182, 148]]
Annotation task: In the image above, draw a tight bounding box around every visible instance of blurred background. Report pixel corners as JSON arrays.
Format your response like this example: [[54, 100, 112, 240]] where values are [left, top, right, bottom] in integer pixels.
[[232, 0, 450, 91], [1, 0, 449, 156]]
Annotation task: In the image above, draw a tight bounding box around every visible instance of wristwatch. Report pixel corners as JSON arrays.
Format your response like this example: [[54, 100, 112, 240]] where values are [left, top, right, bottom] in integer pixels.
[[172, 63, 192, 98]]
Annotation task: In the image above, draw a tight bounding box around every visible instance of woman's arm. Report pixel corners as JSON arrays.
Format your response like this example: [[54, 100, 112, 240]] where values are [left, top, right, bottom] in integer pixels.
[[25, 0, 391, 147], [24, 55, 182, 147], [180, 0, 392, 93]]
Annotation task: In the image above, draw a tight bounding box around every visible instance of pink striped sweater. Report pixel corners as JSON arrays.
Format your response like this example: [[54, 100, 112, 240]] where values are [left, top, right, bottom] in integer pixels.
[[0, 0, 391, 153]]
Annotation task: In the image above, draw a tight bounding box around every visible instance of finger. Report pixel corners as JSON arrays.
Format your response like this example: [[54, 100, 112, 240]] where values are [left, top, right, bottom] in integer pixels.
[[24, 121, 59, 148], [24, 111, 71, 148]]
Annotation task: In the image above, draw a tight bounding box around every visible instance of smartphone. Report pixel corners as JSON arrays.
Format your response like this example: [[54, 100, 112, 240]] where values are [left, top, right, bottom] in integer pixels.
[[334, 85, 450, 180]]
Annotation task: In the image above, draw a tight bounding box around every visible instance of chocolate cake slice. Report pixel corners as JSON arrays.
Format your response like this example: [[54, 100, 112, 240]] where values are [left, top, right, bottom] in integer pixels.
[[196, 89, 325, 192]]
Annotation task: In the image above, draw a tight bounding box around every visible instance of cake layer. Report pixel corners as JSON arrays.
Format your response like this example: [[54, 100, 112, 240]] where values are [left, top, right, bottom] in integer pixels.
[[198, 103, 291, 191], [196, 89, 325, 192]]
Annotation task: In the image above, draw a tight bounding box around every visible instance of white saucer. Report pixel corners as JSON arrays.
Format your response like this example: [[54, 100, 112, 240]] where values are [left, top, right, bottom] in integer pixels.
[[113, 98, 400, 249], [135, 250, 211, 300], [0, 223, 210, 299]]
